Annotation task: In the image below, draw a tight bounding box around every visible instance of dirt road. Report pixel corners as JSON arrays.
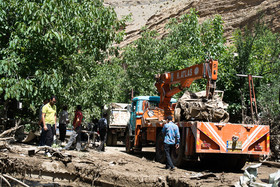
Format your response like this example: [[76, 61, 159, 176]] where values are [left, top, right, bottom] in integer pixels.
[[0, 143, 279, 186]]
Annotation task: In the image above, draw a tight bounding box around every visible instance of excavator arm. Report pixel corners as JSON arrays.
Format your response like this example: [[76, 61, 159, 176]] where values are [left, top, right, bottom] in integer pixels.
[[155, 60, 218, 110]]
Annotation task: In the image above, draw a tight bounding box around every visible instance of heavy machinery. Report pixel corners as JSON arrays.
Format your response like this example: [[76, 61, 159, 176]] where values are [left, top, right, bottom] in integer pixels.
[[125, 60, 270, 170]]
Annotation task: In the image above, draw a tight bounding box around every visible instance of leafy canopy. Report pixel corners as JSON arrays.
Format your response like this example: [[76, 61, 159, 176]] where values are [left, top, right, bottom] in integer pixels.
[[120, 10, 280, 126], [1, 3, 279, 127], [121, 9, 227, 99], [218, 20, 280, 123], [0, 0, 126, 120]]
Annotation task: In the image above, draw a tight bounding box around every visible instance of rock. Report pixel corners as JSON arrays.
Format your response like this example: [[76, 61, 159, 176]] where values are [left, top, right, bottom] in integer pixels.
[[109, 161, 116, 166]]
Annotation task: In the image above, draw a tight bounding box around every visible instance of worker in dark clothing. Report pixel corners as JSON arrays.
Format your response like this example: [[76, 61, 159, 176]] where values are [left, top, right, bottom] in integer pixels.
[[162, 115, 180, 171], [58, 105, 69, 143], [97, 113, 108, 152]]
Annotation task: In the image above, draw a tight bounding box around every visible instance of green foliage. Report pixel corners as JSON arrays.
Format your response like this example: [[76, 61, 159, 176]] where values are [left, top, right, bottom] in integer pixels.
[[1, 2, 279, 127], [258, 79, 280, 133], [122, 29, 167, 97], [24, 123, 39, 132], [121, 9, 227, 100], [120, 9, 280, 125], [217, 19, 280, 123], [0, 0, 126, 122]]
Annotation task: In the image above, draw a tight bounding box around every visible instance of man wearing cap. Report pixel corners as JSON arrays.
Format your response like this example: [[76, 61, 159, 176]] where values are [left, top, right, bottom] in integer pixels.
[[162, 115, 180, 171]]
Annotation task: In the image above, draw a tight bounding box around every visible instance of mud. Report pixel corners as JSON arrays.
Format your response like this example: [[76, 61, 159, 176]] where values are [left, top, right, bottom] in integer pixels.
[[0, 143, 279, 187]]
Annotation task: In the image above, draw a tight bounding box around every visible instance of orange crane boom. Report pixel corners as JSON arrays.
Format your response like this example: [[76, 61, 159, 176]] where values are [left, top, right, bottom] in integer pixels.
[[155, 60, 218, 110]]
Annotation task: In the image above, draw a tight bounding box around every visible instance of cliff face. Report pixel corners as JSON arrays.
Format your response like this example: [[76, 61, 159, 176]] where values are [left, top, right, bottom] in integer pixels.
[[104, 0, 280, 47]]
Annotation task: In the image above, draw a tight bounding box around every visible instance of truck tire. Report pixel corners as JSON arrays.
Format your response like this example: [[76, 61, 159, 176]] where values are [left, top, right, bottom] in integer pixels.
[[222, 154, 247, 170], [201, 154, 247, 171], [112, 134, 118, 146], [171, 141, 185, 167], [107, 130, 113, 146], [235, 155, 247, 170], [125, 131, 134, 153], [155, 132, 166, 164]]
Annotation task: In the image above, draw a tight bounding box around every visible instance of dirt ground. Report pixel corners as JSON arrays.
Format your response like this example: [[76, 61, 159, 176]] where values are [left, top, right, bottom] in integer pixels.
[[0, 142, 279, 187]]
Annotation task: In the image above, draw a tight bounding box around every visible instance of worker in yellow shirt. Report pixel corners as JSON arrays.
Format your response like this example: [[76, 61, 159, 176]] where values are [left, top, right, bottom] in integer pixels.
[[41, 96, 57, 146]]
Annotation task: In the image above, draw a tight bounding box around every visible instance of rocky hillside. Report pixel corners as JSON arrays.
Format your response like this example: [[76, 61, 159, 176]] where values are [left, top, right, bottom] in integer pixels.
[[104, 0, 280, 47]]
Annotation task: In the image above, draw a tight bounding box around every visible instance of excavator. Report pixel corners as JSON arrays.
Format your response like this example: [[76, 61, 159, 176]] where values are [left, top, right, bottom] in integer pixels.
[[125, 60, 270, 170]]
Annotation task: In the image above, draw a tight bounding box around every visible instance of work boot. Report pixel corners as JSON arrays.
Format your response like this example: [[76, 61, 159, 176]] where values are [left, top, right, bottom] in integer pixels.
[[170, 167, 175, 171]]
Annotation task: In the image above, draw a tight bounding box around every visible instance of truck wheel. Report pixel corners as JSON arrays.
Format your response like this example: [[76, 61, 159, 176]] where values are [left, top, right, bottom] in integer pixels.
[[155, 132, 166, 163], [107, 130, 113, 146], [222, 154, 247, 170], [171, 142, 184, 167], [112, 134, 118, 146], [125, 131, 134, 153], [135, 138, 142, 152], [235, 155, 247, 170]]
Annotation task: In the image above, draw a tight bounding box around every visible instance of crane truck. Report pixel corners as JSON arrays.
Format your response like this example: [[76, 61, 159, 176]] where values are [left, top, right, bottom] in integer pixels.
[[125, 60, 270, 170]]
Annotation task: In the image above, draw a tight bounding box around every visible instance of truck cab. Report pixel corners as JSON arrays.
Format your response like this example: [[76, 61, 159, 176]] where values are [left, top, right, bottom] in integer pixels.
[[126, 96, 177, 152]]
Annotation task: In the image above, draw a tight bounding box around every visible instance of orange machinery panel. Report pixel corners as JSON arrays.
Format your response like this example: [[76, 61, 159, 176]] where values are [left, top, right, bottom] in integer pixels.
[[190, 122, 270, 155], [146, 127, 157, 141]]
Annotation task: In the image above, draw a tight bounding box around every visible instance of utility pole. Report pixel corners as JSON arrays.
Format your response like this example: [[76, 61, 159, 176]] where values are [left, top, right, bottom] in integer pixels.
[[236, 74, 263, 124], [131, 88, 134, 101]]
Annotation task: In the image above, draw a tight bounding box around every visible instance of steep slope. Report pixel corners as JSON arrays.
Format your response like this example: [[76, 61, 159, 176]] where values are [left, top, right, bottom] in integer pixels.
[[105, 0, 280, 47]]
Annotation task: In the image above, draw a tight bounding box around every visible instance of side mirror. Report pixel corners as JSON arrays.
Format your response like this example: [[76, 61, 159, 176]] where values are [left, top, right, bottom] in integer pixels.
[[127, 105, 132, 112]]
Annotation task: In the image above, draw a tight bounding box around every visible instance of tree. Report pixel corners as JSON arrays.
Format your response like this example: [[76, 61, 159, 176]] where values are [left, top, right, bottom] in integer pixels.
[[120, 10, 280, 126], [121, 9, 227, 100], [0, 0, 126, 121], [121, 29, 167, 98], [216, 18, 280, 123]]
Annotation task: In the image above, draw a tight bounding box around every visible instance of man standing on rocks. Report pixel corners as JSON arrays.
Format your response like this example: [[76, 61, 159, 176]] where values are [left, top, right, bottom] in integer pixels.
[[42, 96, 57, 147], [162, 115, 180, 171]]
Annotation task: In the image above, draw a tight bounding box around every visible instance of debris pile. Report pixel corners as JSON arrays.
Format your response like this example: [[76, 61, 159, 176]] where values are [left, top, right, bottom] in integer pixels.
[[235, 163, 280, 187], [175, 91, 229, 123]]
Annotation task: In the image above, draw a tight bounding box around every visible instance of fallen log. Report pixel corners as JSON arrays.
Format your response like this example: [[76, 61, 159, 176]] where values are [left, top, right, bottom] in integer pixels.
[[0, 174, 11, 187], [262, 161, 280, 168], [22, 131, 36, 143], [2, 174, 29, 187], [0, 125, 23, 138], [0, 137, 15, 141]]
